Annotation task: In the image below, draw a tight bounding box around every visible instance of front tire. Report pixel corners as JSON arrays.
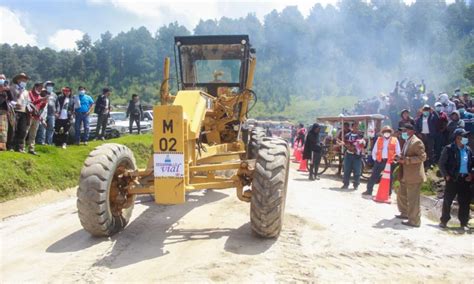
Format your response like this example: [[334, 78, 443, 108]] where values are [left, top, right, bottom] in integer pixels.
[[77, 143, 136, 237], [250, 138, 290, 238]]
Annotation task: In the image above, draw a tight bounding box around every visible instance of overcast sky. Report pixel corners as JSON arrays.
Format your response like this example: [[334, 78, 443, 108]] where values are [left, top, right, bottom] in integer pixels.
[[0, 0, 454, 51]]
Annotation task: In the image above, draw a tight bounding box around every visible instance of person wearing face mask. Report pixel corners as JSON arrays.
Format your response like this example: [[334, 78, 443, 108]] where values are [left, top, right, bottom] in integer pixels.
[[438, 93, 456, 118], [363, 126, 401, 196], [73, 86, 95, 145], [36, 81, 57, 145], [457, 104, 474, 119], [446, 110, 465, 138], [26, 82, 48, 155], [9, 73, 31, 153], [395, 123, 426, 228], [415, 105, 439, 169], [438, 128, 473, 231], [433, 102, 449, 163]]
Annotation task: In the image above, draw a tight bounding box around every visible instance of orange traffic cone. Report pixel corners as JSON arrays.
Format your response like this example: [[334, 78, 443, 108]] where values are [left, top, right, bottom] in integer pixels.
[[293, 146, 302, 163], [373, 162, 391, 204], [297, 159, 308, 172]]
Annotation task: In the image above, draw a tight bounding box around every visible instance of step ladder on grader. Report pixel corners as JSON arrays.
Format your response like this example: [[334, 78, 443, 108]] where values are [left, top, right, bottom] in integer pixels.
[[77, 35, 290, 238]]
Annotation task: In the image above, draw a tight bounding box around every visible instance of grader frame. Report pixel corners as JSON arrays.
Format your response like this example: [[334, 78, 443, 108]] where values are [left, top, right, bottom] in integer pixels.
[[77, 35, 290, 238]]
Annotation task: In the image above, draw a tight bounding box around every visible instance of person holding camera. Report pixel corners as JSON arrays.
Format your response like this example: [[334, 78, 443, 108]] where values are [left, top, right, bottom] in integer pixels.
[[438, 128, 473, 231], [0, 74, 12, 151], [26, 82, 48, 155]]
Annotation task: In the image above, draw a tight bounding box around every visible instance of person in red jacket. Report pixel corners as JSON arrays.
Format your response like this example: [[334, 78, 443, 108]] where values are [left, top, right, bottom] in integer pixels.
[[26, 82, 48, 155]]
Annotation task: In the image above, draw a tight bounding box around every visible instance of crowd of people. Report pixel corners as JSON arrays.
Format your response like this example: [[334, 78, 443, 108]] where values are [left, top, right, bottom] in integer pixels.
[[0, 72, 145, 154], [293, 81, 473, 230]]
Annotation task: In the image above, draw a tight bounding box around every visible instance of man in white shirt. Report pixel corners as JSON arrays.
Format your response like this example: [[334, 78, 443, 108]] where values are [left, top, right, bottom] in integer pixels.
[[363, 126, 401, 196], [415, 105, 439, 169]]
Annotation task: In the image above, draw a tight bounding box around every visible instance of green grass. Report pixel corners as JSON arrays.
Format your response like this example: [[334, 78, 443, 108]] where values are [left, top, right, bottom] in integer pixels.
[[0, 134, 153, 202]]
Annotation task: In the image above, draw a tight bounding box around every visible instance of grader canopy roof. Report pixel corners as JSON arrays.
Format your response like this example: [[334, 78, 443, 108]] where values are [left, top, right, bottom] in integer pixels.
[[175, 35, 252, 95]]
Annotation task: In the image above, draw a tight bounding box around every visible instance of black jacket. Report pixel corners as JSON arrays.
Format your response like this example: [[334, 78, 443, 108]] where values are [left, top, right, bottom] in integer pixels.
[[439, 143, 473, 179], [126, 100, 143, 118], [415, 112, 439, 134], [94, 94, 110, 115], [303, 124, 322, 160], [55, 95, 75, 120]]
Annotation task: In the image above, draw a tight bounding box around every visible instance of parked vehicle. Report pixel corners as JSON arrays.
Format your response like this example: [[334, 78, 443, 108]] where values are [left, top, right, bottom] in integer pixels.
[[109, 111, 152, 134]]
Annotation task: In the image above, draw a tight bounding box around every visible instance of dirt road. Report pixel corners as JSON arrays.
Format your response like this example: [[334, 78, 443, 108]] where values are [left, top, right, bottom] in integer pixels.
[[1, 168, 473, 283]]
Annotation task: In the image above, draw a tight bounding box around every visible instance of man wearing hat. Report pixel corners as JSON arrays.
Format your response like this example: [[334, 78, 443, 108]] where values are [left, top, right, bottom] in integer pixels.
[[94, 87, 112, 140], [36, 81, 57, 145], [10, 73, 31, 152], [415, 105, 439, 168], [363, 126, 401, 196], [438, 128, 473, 230], [396, 123, 426, 227]]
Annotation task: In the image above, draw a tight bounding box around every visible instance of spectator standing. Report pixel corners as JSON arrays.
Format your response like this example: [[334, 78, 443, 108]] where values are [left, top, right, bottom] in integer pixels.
[[94, 87, 112, 140], [126, 94, 143, 134], [396, 124, 426, 228], [73, 86, 95, 145], [446, 110, 465, 138], [438, 128, 472, 231], [461, 93, 473, 112], [415, 105, 439, 169], [438, 93, 456, 118], [303, 123, 323, 181], [55, 87, 74, 148], [10, 73, 31, 153], [363, 126, 400, 196], [27, 82, 48, 155], [398, 109, 415, 129], [433, 102, 449, 163], [292, 123, 304, 147], [0, 74, 12, 151], [339, 126, 365, 190], [290, 125, 297, 147], [36, 81, 57, 145]]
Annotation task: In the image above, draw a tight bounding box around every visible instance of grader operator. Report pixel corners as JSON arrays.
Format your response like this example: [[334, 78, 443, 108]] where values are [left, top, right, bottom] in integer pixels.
[[77, 35, 290, 238]]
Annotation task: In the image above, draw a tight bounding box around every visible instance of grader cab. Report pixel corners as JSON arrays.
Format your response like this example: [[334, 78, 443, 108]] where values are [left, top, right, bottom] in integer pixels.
[[77, 35, 290, 238]]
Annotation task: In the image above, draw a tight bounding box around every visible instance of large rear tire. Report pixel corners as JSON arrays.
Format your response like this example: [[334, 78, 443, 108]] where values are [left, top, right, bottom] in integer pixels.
[[250, 138, 290, 238], [77, 143, 136, 237]]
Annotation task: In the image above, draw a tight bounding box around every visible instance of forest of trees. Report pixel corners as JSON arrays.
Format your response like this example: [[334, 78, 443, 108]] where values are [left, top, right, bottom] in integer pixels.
[[0, 0, 473, 121]]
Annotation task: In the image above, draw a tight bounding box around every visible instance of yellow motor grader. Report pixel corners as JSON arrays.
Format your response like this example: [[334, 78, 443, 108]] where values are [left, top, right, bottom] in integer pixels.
[[77, 35, 290, 238]]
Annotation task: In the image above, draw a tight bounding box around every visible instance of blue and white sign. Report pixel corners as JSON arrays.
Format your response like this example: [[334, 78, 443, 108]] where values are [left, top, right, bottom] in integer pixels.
[[154, 152, 184, 178]]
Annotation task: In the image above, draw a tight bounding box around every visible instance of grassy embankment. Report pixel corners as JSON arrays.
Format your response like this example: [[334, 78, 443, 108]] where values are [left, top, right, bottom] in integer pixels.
[[0, 134, 153, 202]]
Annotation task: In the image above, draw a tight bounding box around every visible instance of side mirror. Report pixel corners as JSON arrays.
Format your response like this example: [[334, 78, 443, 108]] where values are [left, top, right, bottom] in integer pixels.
[[144, 118, 149, 121]]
